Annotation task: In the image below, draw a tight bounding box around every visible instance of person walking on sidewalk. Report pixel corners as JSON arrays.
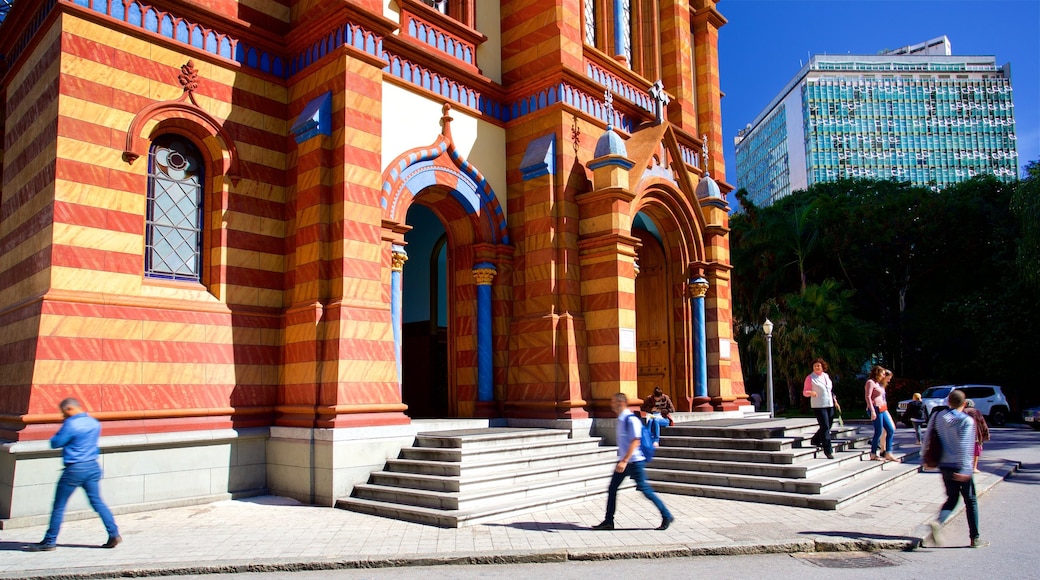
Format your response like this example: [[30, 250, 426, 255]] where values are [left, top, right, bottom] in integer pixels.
[[925, 388, 988, 548], [803, 358, 839, 459], [963, 399, 990, 473], [26, 398, 121, 552], [593, 393, 674, 531]]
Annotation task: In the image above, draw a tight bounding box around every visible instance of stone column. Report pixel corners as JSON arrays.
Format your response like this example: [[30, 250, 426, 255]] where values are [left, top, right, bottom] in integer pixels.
[[390, 245, 408, 390], [472, 263, 497, 403], [689, 277, 713, 411]]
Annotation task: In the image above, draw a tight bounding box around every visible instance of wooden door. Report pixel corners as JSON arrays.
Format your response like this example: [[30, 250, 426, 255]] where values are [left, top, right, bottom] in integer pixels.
[[634, 228, 671, 402]]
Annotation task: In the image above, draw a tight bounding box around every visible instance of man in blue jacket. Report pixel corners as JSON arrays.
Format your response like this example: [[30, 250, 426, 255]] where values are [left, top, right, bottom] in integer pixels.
[[592, 392, 674, 531], [925, 388, 987, 548], [26, 398, 121, 551]]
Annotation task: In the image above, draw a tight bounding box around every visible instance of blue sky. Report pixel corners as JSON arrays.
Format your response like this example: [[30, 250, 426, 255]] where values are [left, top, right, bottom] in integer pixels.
[[717, 0, 1040, 203]]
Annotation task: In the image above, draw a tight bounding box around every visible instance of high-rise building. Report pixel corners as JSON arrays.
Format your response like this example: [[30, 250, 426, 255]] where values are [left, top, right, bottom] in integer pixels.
[[734, 36, 1019, 207]]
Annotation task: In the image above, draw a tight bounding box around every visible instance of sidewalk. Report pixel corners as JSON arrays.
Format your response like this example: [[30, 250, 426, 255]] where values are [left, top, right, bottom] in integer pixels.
[[0, 429, 1020, 580]]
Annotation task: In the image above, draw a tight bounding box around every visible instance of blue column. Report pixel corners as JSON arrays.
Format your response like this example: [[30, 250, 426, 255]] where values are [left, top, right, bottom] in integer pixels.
[[612, 0, 628, 62], [391, 246, 407, 391], [473, 263, 497, 403], [690, 277, 709, 398]]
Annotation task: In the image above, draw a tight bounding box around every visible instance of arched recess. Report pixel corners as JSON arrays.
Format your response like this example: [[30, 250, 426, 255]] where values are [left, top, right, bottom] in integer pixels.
[[122, 97, 240, 300], [630, 181, 707, 411], [380, 122, 510, 418]]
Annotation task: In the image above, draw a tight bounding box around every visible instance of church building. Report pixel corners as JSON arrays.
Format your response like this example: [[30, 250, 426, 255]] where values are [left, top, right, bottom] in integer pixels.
[[0, 0, 746, 524]]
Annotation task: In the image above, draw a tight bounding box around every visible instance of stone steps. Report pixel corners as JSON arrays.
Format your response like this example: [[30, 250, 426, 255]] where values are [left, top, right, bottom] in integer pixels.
[[337, 427, 621, 527], [645, 418, 921, 510]]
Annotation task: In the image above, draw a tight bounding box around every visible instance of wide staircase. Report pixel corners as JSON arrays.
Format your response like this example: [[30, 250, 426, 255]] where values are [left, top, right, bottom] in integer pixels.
[[647, 417, 920, 509], [338, 418, 921, 527], [337, 428, 620, 527]]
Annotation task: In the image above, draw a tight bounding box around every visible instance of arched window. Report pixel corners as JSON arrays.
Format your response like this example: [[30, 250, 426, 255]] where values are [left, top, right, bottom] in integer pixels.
[[146, 135, 205, 282], [583, 0, 660, 80]]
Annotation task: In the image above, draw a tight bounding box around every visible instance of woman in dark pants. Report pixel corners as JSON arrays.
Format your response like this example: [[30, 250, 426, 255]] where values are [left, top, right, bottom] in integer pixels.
[[802, 358, 839, 459]]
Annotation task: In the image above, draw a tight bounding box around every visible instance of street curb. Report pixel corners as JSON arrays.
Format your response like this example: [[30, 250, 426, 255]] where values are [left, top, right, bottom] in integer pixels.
[[2, 460, 1021, 580], [907, 458, 1021, 547]]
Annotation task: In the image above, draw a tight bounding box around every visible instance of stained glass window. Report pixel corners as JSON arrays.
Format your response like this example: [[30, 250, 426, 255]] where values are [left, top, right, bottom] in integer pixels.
[[146, 135, 204, 281], [584, 0, 597, 46], [420, 0, 448, 15]]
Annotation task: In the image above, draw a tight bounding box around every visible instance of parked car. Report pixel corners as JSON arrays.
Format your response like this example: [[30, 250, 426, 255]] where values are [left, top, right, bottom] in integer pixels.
[[1024, 406, 1040, 430], [896, 384, 1010, 427]]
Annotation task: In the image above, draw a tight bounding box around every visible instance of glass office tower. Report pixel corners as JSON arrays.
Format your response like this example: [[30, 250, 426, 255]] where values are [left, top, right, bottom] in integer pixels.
[[734, 37, 1018, 207]]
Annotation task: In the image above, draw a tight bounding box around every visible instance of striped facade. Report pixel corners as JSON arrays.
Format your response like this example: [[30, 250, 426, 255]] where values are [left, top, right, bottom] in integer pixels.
[[0, 0, 746, 523]]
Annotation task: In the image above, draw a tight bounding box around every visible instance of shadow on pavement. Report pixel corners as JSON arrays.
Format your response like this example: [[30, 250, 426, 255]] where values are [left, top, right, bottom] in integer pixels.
[[0, 540, 100, 552], [0, 541, 32, 552], [1005, 462, 1040, 485], [484, 521, 602, 532]]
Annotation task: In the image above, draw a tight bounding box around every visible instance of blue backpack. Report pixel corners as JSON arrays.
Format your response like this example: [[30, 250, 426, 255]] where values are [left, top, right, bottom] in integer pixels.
[[625, 414, 656, 462]]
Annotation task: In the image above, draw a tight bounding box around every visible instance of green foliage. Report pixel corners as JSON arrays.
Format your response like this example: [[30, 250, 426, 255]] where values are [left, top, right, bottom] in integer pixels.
[[732, 170, 1040, 406], [1011, 161, 1040, 287]]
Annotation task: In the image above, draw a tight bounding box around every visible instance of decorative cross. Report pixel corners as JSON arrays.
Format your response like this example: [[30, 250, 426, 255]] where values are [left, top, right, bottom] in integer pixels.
[[604, 90, 614, 129], [701, 133, 711, 177], [649, 80, 669, 124]]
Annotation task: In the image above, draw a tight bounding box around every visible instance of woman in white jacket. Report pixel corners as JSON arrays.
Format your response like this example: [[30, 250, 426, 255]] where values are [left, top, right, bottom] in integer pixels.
[[803, 358, 840, 459]]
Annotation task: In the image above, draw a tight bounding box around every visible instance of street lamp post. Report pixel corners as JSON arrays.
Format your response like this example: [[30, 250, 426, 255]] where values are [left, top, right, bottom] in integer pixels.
[[763, 318, 774, 418]]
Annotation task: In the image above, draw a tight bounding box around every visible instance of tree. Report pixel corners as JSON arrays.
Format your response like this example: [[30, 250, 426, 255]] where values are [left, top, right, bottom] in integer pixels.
[[731, 172, 1039, 404], [1012, 161, 1040, 287]]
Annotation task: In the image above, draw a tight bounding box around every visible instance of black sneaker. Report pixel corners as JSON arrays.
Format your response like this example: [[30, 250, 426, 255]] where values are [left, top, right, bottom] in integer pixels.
[[102, 536, 122, 549], [25, 542, 56, 552], [656, 516, 674, 530], [591, 520, 614, 530]]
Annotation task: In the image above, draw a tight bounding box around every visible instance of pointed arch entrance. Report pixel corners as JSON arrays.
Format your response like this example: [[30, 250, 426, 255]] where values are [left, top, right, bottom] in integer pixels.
[[633, 214, 672, 403], [400, 204, 449, 417], [630, 183, 707, 412], [380, 108, 510, 418]]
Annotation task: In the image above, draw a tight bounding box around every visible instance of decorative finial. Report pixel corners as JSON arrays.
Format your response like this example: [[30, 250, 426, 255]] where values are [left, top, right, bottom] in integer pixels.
[[701, 133, 710, 177], [604, 90, 614, 130], [178, 61, 199, 94], [571, 114, 581, 155], [649, 80, 669, 124], [441, 102, 453, 139]]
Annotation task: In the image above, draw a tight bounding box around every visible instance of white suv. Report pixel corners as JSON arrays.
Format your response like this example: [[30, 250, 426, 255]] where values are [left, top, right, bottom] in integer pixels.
[[897, 384, 1010, 427]]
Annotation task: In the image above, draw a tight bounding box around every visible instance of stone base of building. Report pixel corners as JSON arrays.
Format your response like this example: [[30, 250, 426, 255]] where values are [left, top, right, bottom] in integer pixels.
[[0, 428, 269, 529]]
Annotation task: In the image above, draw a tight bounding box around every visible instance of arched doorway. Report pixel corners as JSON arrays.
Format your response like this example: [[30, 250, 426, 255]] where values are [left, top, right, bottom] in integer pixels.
[[633, 212, 673, 403], [401, 204, 450, 418], [380, 126, 510, 420]]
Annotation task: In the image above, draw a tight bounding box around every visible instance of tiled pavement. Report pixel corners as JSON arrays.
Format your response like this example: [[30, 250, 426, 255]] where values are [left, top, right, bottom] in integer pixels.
[[0, 429, 1021, 580]]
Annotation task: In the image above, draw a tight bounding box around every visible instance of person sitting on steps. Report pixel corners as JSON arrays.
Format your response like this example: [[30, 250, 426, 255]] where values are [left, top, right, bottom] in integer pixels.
[[641, 386, 675, 446]]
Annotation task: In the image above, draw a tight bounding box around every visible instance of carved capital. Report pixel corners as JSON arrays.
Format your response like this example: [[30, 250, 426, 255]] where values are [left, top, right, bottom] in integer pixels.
[[472, 267, 496, 286], [391, 251, 408, 272], [688, 277, 709, 298]]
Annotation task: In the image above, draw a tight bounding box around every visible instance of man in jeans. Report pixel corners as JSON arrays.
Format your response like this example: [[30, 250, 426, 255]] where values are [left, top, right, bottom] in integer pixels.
[[26, 398, 121, 551], [592, 392, 674, 531], [925, 389, 988, 548]]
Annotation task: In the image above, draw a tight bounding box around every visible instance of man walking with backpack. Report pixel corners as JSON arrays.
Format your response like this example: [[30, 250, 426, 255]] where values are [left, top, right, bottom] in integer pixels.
[[925, 388, 988, 548], [592, 392, 674, 531]]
